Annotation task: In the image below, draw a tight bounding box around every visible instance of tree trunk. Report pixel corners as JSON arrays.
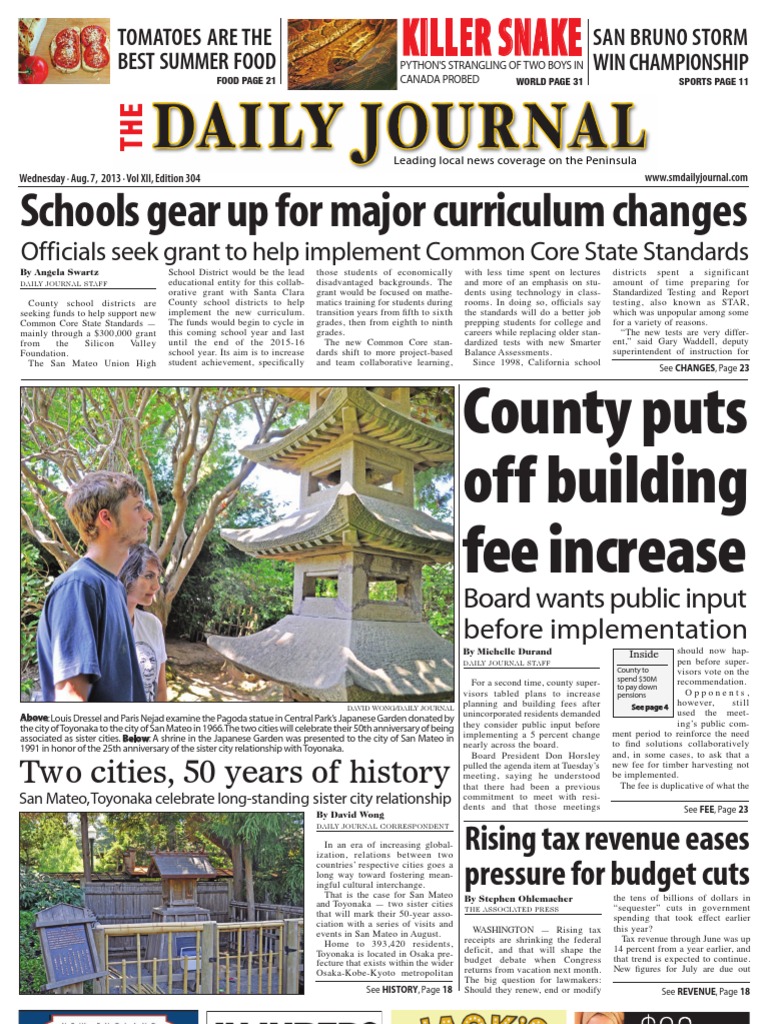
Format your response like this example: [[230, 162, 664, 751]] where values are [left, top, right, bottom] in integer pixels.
[[232, 840, 244, 904], [244, 850, 256, 953], [244, 852, 255, 920], [80, 813, 92, 883]]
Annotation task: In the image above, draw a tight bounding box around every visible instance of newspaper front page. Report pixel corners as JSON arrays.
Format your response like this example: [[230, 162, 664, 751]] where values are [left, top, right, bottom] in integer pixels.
[[12, 7, 760, 1024]]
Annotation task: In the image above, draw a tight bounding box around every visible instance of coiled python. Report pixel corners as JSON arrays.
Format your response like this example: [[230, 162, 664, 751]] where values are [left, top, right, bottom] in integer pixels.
[[288, 19, 398, 90]]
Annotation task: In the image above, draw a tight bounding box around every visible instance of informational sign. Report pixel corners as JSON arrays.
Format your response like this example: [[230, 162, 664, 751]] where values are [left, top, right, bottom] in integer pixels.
[[35, 904, 105, 991]]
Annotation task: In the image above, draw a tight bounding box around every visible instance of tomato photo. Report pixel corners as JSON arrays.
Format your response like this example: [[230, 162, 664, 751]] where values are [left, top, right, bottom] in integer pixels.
[[18, 54, 49, 84]]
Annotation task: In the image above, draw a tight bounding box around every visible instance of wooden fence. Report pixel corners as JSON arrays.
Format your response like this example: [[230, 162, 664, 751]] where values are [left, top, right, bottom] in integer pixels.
[[84, 880, 232, 956], [91, 918, 303, 995], [84, 881, 234, 926]]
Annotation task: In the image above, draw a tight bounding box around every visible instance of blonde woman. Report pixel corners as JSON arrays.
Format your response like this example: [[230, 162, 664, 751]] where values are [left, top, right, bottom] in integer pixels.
[[576, 1013, 624, 1024]]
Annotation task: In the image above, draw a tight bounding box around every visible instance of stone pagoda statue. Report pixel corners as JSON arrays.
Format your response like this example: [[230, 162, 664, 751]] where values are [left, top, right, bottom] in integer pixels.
[[208, 386, 454, 701]]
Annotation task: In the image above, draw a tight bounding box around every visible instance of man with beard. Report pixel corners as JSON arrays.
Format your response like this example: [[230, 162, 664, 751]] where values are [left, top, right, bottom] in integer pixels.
[[36, 471, 153, 702]]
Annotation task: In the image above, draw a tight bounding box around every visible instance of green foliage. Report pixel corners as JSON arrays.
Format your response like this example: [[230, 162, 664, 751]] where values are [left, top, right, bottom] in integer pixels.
[[410, 386, 455, 429], [20, 909, 47, 994], [411, 387, 454, 522], [169, 550, 293, 641], [416, 464, 454, 522], [207, 559, 294, 637], [311, 575, 338, 598], [423, 563, 454, 641], [37, 834, 84, 872], [412, 389, 454, 639], [96, 812, 231, 872], [163, 464, 292, 640], [207, 813, 304, 905], [21, 541, 52, 672], [20, 813, 74, 868], [368, 580, 397, 601], [19, 866, 84, 911]]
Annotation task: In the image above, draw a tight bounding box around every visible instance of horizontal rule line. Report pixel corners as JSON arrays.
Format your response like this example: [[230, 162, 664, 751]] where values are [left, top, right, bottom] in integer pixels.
[[17, 184, 749, 189], [17, 287, 156, 290], [613, 357, 749, 361]]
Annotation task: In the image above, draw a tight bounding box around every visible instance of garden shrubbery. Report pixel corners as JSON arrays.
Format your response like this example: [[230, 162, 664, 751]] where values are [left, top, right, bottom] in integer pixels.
[[19, 867, 83, 994]]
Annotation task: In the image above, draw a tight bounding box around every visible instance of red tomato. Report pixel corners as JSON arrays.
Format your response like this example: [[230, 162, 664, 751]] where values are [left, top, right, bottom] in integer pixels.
[[81, 24, 106, 46], [55, 27, 78, 45], [53, 38, 80, 69], [18, 55, 49, 84], [84, 42, 109, 69]]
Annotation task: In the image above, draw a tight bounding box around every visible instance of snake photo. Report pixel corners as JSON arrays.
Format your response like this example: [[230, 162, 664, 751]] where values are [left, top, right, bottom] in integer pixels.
[[288, 19, 398, 90]]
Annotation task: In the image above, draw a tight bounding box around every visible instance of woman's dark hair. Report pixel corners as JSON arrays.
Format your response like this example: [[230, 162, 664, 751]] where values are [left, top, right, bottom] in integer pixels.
[[118, 544, 163, 592]]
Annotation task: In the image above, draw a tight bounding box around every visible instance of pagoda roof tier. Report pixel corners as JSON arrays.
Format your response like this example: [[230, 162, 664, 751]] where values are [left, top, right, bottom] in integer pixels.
[[243, 387, 453, 472], [221, 486, 453, 561]]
